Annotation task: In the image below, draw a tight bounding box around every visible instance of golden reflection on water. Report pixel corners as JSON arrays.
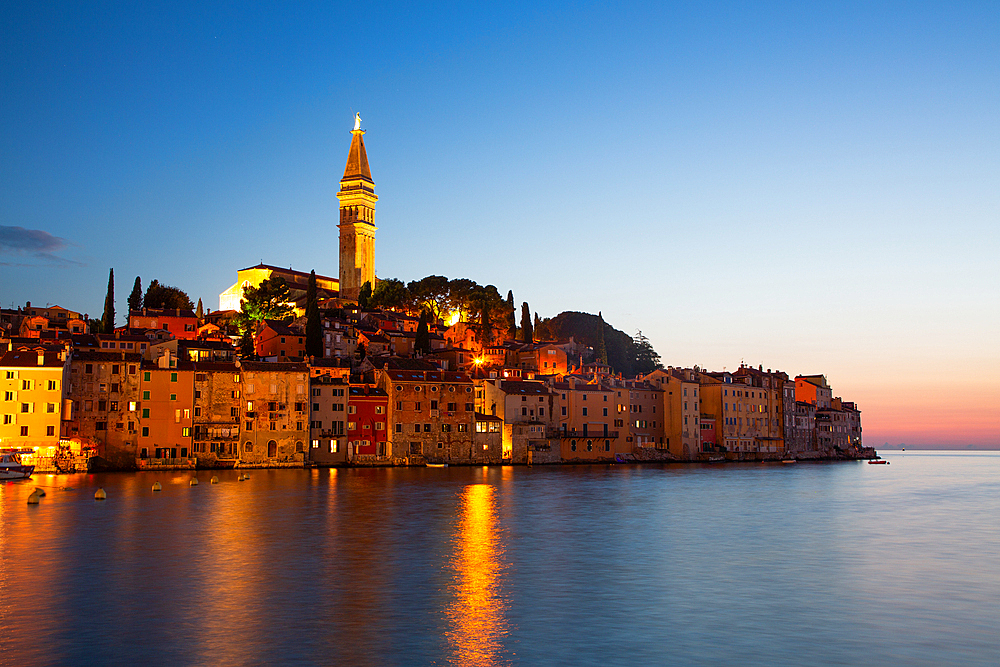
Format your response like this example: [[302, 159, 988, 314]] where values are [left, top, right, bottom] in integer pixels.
[[445, 484, 510, 666]]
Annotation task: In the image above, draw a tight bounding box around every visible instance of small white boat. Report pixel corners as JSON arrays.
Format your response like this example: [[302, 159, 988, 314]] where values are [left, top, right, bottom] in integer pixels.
[[0, 450, 35, 480], [426, 463, 448, 468]]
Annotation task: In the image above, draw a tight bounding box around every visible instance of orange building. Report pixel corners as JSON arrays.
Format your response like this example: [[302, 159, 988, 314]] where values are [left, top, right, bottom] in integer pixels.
[[254, 320, 305, 360], [136, 358, 195, 462]]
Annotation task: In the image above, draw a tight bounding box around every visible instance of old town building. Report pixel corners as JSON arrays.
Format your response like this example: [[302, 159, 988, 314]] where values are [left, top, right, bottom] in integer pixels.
[[239, 361, 310, 466], [380, 369, 476, 463], [191, 362, 242, 467], [64, 350, 142, 468]]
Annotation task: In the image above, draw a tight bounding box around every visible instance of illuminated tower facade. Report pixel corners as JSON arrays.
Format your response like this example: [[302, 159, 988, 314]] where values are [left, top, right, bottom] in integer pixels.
[[337, 114, 378, 301]]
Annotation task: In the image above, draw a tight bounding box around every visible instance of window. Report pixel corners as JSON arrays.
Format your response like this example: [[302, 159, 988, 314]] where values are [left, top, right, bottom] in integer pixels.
[[182, 427, 191, 437], [21, 380, 32, 390], [20, 426, 28, 436], [603, 408, 608, 416], [423, 424, 431, 432], [587, 440, 593, 451], [47, 425, 55, 437], [348, 405, 357, 414], [20, 403, 31, 413], [414, 424, 421, 433], [46, 403, 57, 413], [330, 440, 339, 453], [112, 364, 120, 375], [375, 405, 384, 414], [441, 424, 451, 432], [245, 421, 253, 431], [170, 394, 177, 401], [395, 424, 402, 433], [170, 373, 177, 382], [375, 422, 384, 430], [582, 407, 588, 416], [244, 442, 253, 452], [142, 427, 149, 437], [48, 380, 58, 391], [571, 440, 577, 451], [3, 415, 12, 425], [348, 422, 356, 430], [194, 407, 201, 417]]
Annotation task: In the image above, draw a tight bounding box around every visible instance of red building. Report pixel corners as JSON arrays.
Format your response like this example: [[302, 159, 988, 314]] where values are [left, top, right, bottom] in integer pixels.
[[347, 383, 389, 458], [129, 308, 199, 340], [254, 320, 305, 360], [699, 415, 718, 452]]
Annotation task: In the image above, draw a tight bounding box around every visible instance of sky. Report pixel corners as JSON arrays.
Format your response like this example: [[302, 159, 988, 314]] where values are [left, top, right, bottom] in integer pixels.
[[1, 1, 997, 448]]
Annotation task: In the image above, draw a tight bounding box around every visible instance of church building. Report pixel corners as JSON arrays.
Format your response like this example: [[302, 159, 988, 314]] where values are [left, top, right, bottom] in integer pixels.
[[219, 114, 378, 310]]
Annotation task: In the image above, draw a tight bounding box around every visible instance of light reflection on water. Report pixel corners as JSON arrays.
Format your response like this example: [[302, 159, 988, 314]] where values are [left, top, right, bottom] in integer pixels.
[[445, 484, 510, 666], [1, 453, 998, 666]]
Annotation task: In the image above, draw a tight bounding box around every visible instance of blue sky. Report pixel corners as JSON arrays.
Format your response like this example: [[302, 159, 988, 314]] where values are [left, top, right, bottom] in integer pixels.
[[2, 1, 998, 445]]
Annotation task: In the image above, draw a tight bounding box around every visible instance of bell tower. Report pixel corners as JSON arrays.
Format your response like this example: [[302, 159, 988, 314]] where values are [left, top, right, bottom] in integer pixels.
[[337, 113, 378, 301]]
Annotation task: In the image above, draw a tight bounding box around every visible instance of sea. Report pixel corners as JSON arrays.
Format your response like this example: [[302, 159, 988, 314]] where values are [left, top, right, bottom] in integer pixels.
[[2, 451, 998, 666]]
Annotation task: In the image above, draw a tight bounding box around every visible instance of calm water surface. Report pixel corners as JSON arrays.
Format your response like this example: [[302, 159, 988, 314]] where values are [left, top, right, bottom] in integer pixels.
[[2, 452, 998, 666]]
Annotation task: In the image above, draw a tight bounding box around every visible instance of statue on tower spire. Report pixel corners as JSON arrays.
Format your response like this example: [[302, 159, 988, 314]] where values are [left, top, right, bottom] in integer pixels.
[[353, 112, 362, 131]]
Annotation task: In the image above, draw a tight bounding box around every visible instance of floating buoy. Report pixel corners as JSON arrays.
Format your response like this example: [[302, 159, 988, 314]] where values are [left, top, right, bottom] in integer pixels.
[[152, 481, 162, 492], [27, 490, 42, 504], [242, 473, 250, 480], [34, 487, 46, 497], [210, 476, 219, 484], [189, 478, 199, 486], [95, 488, 107, 500]]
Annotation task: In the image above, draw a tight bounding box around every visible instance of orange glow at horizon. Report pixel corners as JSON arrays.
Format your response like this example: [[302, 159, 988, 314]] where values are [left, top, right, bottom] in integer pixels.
[[445, 484, 510, 666]]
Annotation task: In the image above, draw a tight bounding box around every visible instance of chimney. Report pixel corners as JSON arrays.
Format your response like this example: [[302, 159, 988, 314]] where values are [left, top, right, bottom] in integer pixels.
[[37, 351, 45, 366]]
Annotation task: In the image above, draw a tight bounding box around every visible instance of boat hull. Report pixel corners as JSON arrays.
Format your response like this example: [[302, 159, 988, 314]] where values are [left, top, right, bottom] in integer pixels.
[[0, 465, 35, 480]]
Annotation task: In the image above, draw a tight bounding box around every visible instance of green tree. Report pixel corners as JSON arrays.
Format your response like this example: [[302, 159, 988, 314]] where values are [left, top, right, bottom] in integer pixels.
[[305, 270, 323, 359], [127, 276, 143, 313], [595, 312, 608, 364], [632, 330, 662, 375], [447, 278, 479, 322], [415, 310, 430, 355], [408, 275, 451, 321], [370, 278, 409, 310], [471, 284, 503, 346], [506, 291, 516, 340], [144, 280, 194, 310], [196, 298, 204, 320], [88, 317, 104, 335], [239, 276, 293, 324], [239, 328, 256, 359], [520, 302, 533, 343], [358, 281, 373, 309], [102, 268, 115, 333]]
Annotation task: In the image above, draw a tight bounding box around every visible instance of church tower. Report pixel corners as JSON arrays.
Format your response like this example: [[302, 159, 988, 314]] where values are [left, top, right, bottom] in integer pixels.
[[337, 114, 378, 301]]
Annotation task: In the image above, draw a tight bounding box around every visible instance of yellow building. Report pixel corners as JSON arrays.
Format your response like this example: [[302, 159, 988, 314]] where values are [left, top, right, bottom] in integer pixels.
[[1, 349, 69, 450], [219, 264, 339, 315]]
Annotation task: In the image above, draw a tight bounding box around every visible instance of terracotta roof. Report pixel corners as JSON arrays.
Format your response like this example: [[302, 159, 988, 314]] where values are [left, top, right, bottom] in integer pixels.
[[499, 380, 553, 395], [191, 361, 240, 372], [71, 350, 143, 362], [0, 350, 65, 367], [239, 361, 309, 372]]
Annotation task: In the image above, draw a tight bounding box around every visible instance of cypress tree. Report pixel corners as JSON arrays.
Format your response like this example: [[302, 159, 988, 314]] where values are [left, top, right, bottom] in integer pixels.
[[102, 268, 115, 334], [506, 290, 516, 340], [196, 298, 204, 320], [520, 302, 533, 343], [305, 270, 323, 359], [358, 281, 373, 309], [128, 276, 143, 313], [415, 310, 430, 355], [595, 311, 608, 365]]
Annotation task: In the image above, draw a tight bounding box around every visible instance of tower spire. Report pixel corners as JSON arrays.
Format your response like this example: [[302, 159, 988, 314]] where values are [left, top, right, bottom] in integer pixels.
[[337, 113, 378, 302]]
